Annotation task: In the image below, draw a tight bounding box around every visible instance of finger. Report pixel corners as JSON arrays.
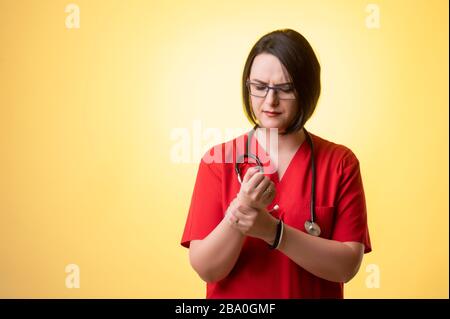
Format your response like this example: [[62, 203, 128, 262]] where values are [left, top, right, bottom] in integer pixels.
[[243, 166, 260, 183], [227, 205, 244, 223], [232, 212, 255, 233], [232, 209, 250, 223], [234, 202, 255, 216], [267, 181, 276, 197], [232, 209, 247, 219], [264, 181, 276, 196], [261, 183, 276, 204], [227, 213, 239, 225], [254, 177, 271, 195], [234, 219, 249, 232], [246, 171, 266, 190]]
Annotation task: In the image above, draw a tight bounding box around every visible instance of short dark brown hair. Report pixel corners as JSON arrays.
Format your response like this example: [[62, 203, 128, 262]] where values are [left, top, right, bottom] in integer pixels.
[[242, 29, 321, 134]]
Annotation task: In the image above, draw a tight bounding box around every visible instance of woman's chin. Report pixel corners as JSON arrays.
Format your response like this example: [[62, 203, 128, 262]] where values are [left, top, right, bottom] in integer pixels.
[[258, 119, 286, 131]]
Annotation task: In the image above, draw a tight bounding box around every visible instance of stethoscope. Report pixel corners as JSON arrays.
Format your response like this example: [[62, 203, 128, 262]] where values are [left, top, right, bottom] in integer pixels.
[[234, 127, 321, 237]]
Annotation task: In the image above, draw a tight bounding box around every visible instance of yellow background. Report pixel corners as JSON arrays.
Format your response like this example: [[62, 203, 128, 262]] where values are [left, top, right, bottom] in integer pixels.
[[0, 0, 448, 298]]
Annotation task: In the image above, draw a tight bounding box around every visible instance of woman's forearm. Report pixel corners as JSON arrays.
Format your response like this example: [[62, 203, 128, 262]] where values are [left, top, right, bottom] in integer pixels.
[[189, 217, 245, 283], [277, 224, 364, 283]]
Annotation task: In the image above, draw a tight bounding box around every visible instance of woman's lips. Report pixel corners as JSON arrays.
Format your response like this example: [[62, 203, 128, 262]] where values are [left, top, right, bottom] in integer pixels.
[[263, 111, 281, 117]]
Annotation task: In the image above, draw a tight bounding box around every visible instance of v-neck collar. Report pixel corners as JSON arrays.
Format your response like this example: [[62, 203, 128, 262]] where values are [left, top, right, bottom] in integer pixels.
[[247, 129, 310, 185]]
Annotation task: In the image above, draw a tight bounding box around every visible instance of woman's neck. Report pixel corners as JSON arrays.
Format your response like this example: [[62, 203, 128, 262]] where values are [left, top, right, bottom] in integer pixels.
[[255, 127, 305, 154]]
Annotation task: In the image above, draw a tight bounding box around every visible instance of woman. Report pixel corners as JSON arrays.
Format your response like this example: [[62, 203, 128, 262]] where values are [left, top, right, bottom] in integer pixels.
[[180, 29, 371, 298]]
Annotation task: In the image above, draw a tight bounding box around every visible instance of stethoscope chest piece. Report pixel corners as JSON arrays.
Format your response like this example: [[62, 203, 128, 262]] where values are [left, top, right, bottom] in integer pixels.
[[304, 220, 321, 237]]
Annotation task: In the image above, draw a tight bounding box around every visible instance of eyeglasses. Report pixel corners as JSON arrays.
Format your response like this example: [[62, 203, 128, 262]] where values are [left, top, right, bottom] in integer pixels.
[[246, 80, 296, 100]]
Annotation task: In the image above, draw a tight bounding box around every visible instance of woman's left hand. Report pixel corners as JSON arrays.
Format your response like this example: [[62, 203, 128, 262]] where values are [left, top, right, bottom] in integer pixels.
[[227, 197, 278, 242]]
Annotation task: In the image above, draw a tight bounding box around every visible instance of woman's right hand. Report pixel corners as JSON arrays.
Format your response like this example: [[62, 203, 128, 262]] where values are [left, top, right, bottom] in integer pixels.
[[237, 166, 276, 209]]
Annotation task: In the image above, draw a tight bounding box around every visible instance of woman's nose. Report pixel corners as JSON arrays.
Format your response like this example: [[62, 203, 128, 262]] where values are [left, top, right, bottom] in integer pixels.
[[265, 88, 280, 106]]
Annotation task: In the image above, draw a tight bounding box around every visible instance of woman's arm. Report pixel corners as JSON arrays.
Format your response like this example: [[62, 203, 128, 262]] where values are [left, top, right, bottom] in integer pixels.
[[189, 197, 253, 283], [188, 168, 275, 283], [263, 218, 364, 283], [230, 205, 364, 283], [189, 212, 245, 283]]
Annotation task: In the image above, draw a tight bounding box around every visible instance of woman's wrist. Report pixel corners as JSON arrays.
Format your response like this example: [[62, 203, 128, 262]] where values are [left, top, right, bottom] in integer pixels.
[[262, 215, 279, 245]]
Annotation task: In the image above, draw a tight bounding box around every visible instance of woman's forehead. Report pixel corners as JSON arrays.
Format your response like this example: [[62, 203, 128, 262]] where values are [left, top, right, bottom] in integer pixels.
[[249, 53, 291, 83]]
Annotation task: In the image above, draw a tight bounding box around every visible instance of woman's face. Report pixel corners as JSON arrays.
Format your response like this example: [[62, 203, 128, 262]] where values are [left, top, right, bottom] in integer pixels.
[[248, 53, 298, 133]]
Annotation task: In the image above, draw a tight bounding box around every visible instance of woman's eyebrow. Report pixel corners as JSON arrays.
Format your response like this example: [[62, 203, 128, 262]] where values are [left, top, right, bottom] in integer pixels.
[[251, 79, 292, 85]]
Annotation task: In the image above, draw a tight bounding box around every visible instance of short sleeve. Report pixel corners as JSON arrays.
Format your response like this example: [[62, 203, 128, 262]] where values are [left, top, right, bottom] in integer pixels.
[[180, 156, 223, 248], [332, 151, 372, 253]]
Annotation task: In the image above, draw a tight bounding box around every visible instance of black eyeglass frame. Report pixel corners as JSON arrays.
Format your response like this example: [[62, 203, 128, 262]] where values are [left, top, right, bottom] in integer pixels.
[[246, 80, 297, 100]]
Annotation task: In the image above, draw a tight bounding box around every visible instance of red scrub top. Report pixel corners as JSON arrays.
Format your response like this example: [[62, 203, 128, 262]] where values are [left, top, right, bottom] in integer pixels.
[[181, 130, 372, 299]]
